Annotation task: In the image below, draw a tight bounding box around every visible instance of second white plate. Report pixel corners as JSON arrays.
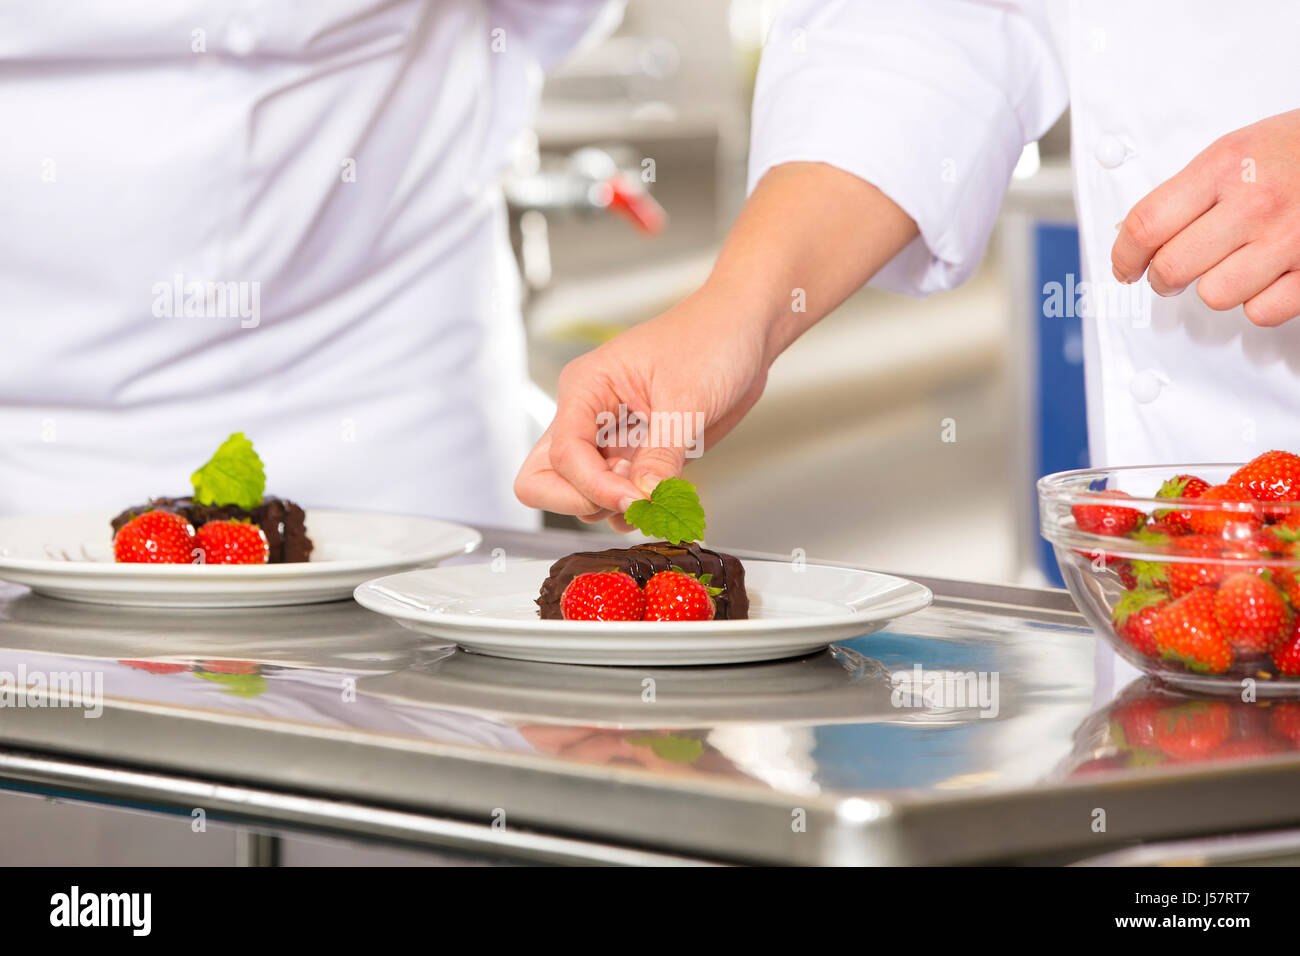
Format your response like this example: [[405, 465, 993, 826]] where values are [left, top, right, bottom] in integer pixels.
[[0, 510, 481, 608], [354, 558, 932, 665]]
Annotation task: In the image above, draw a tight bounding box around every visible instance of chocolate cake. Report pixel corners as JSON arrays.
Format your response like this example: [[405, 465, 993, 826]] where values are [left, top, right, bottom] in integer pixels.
[[111, 496, 313, 563], [537, 542, 748, 620]]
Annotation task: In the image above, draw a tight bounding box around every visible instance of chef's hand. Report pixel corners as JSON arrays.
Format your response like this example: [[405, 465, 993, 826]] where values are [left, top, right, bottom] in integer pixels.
[[1112, 108, 1300, 326], [514, 293, 769, 529], [514, 162, 918, 527]]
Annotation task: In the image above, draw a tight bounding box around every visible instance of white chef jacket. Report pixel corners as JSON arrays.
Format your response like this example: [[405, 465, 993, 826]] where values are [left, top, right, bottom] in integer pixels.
[[749, 0, 1300, 696], [0, 0, 618, 527], [750, 0, 1300, 467]]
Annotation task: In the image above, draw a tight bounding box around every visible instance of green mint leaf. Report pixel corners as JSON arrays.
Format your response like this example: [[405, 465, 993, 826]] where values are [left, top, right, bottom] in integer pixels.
[[190, 432, 266, 510], [193, 670, 268, 698], [623, 478, 706, 545], [626, 735, 705, 764]]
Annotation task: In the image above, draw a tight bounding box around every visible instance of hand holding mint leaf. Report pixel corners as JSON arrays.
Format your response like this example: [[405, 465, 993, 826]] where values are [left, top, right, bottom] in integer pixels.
[[190, 432, 266, 510], [623, 477, 706, 545]]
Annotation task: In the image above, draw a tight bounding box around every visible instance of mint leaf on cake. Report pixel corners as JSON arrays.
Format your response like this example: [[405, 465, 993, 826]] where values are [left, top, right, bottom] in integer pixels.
[[190, 432, 266, 510], [623, 477, 706, 545]]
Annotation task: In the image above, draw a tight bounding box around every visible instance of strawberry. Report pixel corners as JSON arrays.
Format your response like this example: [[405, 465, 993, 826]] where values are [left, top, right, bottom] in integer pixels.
[[1114, 558, 1138, 589], [1271, 508, 1300, 532], [194, 520, 269, 565], [1270, 701, 1300, 744], [1071, 490, 1145, 537], [1214, 572, 1292, 656], [1163, 534, 1232, 597], [1151, 474, 1211, 534], [1272, 617, 1300, 675], [1115, 559, 1169, 592], [559, 570, 645, 621], [1228, 449, 1300, 502], [1149, 700, 1233, 760], [1143, 519, 1185, 538], [1261, 522, 1300, 558], [1187, 483, 1265, 538], [1209, 736, 1286, 760], [643, 569, 716, 622], [1153, 587, 1233, 673], [118, 660, 189, 674], [197, 659, 260, 675], [1109, 694, 1166, 751], [113, 510, 196, 564], [1271, 567, 1300, 610], [1111, 588, 1168, 657]]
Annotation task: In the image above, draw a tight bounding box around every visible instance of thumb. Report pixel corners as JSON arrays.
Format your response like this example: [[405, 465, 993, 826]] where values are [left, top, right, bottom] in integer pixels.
[[629, 443, 687, 497]]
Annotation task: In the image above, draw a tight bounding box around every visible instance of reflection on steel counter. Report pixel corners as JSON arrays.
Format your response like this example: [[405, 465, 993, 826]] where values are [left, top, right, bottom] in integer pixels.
[[1062, 679, 1299, 777], [0, 527, 1299, 864]]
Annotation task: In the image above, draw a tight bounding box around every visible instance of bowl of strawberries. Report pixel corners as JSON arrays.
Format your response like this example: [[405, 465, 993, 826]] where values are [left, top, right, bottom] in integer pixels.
[[1039, 450, 1300, 696]]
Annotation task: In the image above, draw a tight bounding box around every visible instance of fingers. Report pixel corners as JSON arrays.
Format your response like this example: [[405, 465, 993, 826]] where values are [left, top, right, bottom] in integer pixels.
[[514, 431, 605, 517], [605, 513, 635, 533], [628, 442, 688, 498], [548, 387, 645, 514], [1244, 271, 1300, 327], [516, 424, 644, 521], [578, 461, 631, 524], [1146, 202, 1249, 296], [1196, 242, 1291, 312], [1112, 162, 1219, 284]]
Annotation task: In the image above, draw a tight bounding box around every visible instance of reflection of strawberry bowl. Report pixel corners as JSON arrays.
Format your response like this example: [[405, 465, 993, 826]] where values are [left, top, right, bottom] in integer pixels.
[[1061, 680, 1300, 777], [1040, 452, 1300, 696]]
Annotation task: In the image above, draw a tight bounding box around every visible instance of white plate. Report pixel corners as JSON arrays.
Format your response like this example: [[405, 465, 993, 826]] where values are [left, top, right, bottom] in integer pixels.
[[0, 510, 481, 608], [354, 559, 932, 665]]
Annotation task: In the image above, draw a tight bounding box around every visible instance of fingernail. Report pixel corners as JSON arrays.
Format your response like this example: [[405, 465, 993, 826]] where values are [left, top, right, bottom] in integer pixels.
[[636, 473, 666, 496], [617, 496, 637, 513], [1114, 220, 1125, 230], [611, 459, 631, 477]]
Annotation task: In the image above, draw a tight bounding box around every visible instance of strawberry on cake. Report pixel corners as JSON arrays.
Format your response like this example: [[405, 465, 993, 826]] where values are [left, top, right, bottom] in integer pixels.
[[535, 478, 749, 622], [111, 433, 313, 565]]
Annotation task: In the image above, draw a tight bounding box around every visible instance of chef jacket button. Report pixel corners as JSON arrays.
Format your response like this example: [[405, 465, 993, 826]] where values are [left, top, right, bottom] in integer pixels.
[[226, 21, 257, 56], [1129, 369, 1164, 403], [1094, 134, 1129, 169]]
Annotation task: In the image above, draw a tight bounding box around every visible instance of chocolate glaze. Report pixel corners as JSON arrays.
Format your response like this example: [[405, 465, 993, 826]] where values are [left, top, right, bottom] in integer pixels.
[[537, 542, 748, 620], [110, 496, 313, 563]]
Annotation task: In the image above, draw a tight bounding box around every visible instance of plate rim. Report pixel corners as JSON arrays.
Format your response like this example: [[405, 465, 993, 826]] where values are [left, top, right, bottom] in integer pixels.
[[0, 508, 482, 577], [354, 558, 933, 636]]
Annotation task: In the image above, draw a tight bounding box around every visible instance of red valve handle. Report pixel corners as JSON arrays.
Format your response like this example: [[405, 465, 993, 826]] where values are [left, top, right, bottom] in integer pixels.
[[601, 175, 667, 235]]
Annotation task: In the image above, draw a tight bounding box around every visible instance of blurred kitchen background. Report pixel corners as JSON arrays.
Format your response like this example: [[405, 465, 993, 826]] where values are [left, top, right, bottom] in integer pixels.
[[509, 0, 1082, 587]]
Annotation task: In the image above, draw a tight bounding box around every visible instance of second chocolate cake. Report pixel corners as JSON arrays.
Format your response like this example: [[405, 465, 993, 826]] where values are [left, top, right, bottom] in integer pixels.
[[537, 542, 748, 620], [110, 496, 313, 563]]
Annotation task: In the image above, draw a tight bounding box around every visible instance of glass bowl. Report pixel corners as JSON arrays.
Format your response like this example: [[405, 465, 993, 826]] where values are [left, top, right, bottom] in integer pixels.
[[1039, 463, 1300, 696]]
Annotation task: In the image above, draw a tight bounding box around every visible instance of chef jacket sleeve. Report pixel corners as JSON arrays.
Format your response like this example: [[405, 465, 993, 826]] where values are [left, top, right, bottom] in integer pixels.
[[748, 0, 1068, 296], [488, 0, 625, 72]]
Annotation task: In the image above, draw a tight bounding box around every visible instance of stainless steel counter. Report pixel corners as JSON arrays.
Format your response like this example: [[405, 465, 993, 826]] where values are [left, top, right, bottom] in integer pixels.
[[2, 526, 1300, 865]]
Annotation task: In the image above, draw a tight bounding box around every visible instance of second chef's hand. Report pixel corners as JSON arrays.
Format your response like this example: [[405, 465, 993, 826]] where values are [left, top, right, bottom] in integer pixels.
[[514, 162, 918, 529], [1111, 108, 1300, 326]]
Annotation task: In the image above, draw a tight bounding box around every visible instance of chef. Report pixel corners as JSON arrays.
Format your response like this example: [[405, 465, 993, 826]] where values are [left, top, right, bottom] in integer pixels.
[[0, 0, 620, 528], [520, 0, 1300, 515], [515, 0, 1300, 691]]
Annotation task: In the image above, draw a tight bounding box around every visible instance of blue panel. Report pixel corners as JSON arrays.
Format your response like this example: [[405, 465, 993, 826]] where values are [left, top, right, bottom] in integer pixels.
[[1033, 223, 1089, 586]]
